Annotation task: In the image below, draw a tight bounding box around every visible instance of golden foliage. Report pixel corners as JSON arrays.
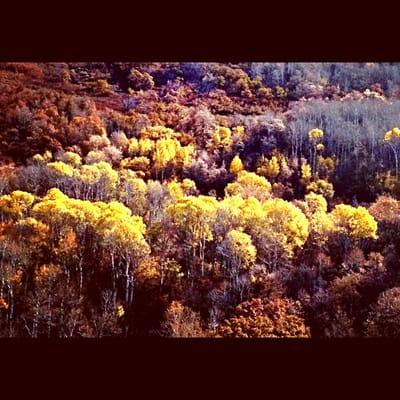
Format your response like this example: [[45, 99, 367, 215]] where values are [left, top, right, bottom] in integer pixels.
[[209, 126, 233, 151], [0, 190, 35, 218], [257, 155, 280, 180], [306, 179, 334, 199], [0, 297, 9, 310], [384, 127, 400, 141], [47, 161, 75, 177], [167, 178, 197, 199], [116, 305, 125, 318], [229, 155, 244, 175], [308, 128, 324, 141], [63, 151, 82, 167], [167, 195, 219, 244], [216, 298, 310, 338], [301, 163, 312, 183], [331, 204, 378, 240], [262, 198, 309, 255], [32, 188, 150, 255], [163, 301, 204, 337], [225, 171, 272, 201], [221, 229, 256, 270]]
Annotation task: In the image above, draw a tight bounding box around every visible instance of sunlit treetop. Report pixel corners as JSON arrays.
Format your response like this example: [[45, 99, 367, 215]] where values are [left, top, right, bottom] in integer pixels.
[[47, 161, 75, 177], [138, 138, 154, 155], [331, 204, 378, 240], [0, 190, 35, 219], [120, 156, 150, 171], [229, 155, 244, 175], [176, 144, 194, 167], [128, 138, 140, 154], [32, 188, 149, 254], [218, 195, 245, 216], [63, 151, 82, 167], [303, 193, 334, 243], [235, 196, 309, 257], [301, 163, 312, 182], [78, 161, 119, 187], [232, 126, 245, 137], [316, 156, 336, 176], [31, 150, 53, 164], [238, 196, 265, 227], [257, 155, 280, 180], [225, 171, 272, 201], [33, 188, 100, 226], [305, 192, 328, 214], [221, 229, 257, 270], [308, 128, 324, 141], [127, 126, 194, 173], [167, 178, 196, 199], [32, 153, 45, 164], [166, 195, 219, 244], [210, 126, 233, 150], [384, 127, 400, 142], [262, 198, 309, 254], [306, 179, 334, 199], [140, 125, 181, 141], [181, 178, 196, 192], [95, 201, 149, 253]]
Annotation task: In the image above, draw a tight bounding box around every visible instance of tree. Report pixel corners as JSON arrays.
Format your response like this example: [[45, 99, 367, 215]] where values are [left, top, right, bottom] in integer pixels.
[[331, 204, 378, 241], [364, 287, 400, 337], [32, 188, 150, 305], [383, 127, 400, 178], [217, 229, 256, 290], [257, 155, 280, 180], [225, 171, 272, 201], [261, 198, 309, 258], [166, 195, 218, 277], [308, 128, 324, 174], [47, 161, 75, 177], [216, 298, 310, 338], [229, 155, 244, 175], [161, 301, 204, 337], [0, 190, 35, 220], [303, 192, 334, 246], [209, 126, 233, 152], [306, 179, 334, 199]]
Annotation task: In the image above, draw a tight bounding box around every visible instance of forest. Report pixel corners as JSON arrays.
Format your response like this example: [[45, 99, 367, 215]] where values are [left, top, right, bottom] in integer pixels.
[[0, 62, 400, 337]]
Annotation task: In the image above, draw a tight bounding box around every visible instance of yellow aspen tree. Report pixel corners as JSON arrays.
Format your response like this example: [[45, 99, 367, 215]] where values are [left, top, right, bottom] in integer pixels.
[[47, 161, 75, 177], [383, 127, 400, 177], [331, 204, 378, 241], [257, 156, 280, 180], [0, 191, 35, 220], [218, 229, 256, 290], [229, 155, 244, 175], [225, 171, 272, 201], [306, 179, 334, 199], [166, 195, 218, 277], [308, 128, 324, 174]]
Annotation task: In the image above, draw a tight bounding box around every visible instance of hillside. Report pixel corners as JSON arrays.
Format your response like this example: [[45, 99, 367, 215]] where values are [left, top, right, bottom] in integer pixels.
[[1, 62, 400, 337]]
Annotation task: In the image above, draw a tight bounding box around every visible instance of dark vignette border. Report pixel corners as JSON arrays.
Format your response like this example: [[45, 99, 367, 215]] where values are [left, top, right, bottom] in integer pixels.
[[1, 2, 399, 395]]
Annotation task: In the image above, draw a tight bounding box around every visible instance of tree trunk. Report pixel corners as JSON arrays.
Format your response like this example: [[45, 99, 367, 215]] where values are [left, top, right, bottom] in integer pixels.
[[111, 252, 117, 306], [125, 257, 130, 306], [78, 259, 83, 295]]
